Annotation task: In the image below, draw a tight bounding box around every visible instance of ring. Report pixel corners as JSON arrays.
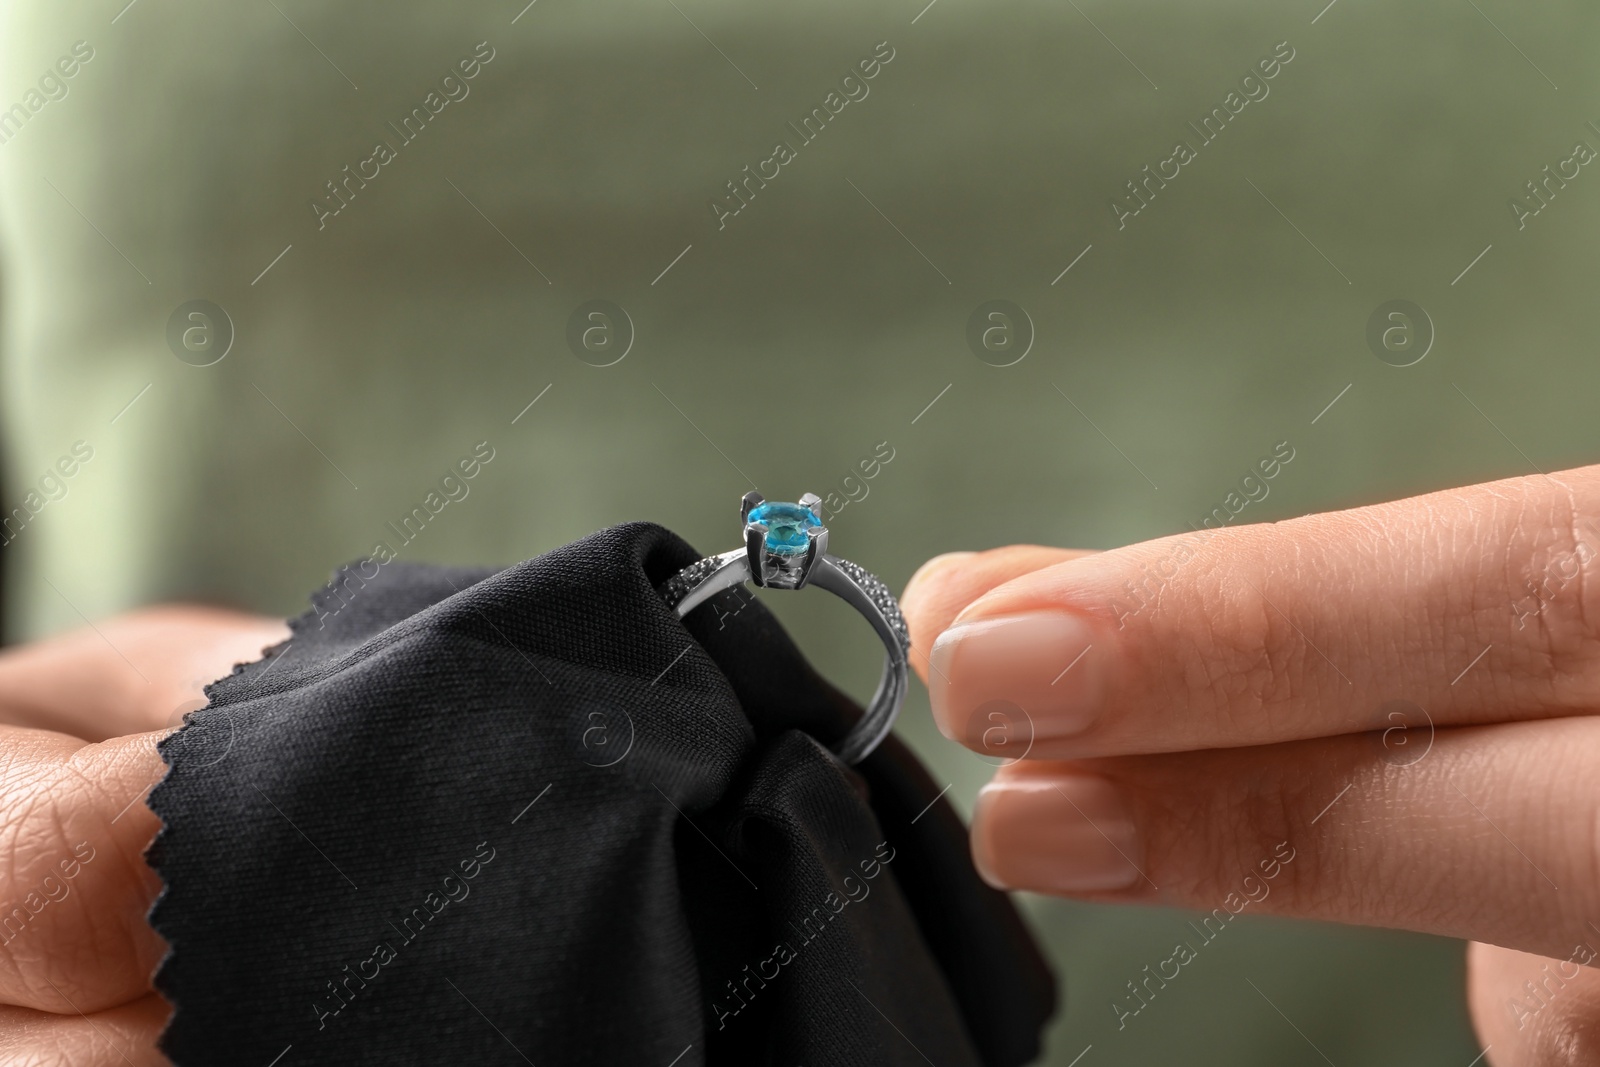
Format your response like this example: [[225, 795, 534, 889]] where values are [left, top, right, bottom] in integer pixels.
[[659, 492, 910, 765]]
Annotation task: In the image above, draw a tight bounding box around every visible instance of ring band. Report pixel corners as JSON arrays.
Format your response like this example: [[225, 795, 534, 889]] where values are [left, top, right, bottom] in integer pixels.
[[659, 492, 910, 764]]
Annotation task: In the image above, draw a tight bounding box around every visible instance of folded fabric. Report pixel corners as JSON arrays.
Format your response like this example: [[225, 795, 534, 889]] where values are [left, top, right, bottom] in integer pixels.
[[148, 523, 1056, 1065]]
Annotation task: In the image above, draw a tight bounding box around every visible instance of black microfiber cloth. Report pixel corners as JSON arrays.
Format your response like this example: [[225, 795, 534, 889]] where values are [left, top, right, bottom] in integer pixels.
[[147, 522, 1056, 1066]]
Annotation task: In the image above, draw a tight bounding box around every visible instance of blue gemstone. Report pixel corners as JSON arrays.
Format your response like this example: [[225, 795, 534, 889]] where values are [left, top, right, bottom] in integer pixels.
[[747, 501, 820, 557]]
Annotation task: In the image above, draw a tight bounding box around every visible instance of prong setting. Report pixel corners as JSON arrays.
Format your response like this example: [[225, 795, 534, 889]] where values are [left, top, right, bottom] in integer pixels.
[[796, 525, 828, 589], [740, 491, 765, 523], [744, 522, 768, 587]]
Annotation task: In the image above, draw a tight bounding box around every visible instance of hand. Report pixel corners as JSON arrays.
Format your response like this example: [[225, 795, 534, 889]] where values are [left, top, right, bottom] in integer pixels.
[[0, 606, 287, 1064], [901, 465, 1600, 1066]]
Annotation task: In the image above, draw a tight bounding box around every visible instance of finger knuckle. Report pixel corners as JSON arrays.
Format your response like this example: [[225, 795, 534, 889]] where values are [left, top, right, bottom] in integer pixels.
[[1142, 757, 1315, 904], [1494, 482, 1600, 706], [1164, 578, 1316, 740]]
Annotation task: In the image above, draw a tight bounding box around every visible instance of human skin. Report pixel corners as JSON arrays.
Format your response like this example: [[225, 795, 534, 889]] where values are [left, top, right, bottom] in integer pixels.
[[6, 467, 1599, 1064], [0, 607, 288, 1064], [899, 464, 1600, 1066]]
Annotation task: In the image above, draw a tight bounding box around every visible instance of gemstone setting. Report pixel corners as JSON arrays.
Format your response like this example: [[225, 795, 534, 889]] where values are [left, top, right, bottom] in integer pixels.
[[746, 501, 822, 557]]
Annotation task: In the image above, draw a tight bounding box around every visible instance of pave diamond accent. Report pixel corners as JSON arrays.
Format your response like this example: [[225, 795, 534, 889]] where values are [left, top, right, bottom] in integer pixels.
[[658, 553, 908, 658], [659, 554, 724, 611], [829, 558, 911, 656]]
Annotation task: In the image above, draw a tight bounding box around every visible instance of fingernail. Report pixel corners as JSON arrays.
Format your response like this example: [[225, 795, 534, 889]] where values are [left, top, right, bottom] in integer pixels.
[[972, 776, 1143, 893], [927, 611, 1106, 749]]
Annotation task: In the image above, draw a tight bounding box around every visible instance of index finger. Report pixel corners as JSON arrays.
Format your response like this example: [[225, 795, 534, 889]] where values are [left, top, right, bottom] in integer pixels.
[[917, 465, 1600, 759]]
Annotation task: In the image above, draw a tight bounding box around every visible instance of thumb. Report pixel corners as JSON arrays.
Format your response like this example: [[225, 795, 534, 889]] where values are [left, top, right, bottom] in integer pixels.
[[1468, 939, 1600, 1065]]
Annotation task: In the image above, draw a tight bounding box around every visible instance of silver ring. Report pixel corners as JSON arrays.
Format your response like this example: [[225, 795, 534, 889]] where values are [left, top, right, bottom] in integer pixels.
[[659, 492, 910, 764]]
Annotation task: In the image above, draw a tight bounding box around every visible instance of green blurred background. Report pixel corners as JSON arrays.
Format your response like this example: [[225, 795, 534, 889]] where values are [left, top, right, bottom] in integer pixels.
[[5, 0, 1597, 1061]]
